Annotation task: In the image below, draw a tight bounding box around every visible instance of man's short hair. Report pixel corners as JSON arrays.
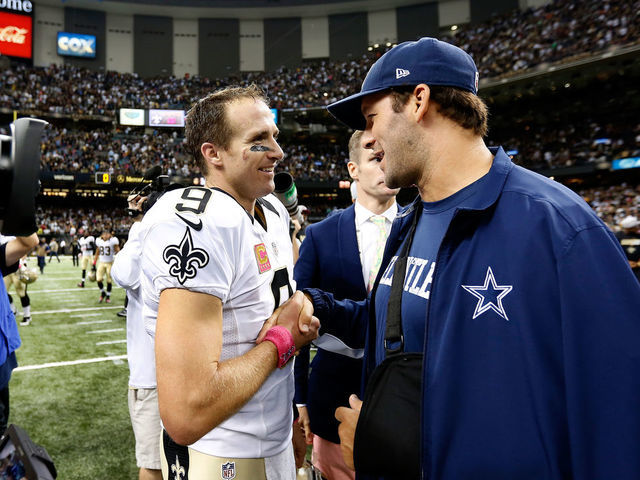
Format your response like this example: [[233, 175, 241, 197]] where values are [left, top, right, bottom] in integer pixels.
[[185, 85, 269, 175], [390, 85, 489, 137], [348, 130, 364, 165]]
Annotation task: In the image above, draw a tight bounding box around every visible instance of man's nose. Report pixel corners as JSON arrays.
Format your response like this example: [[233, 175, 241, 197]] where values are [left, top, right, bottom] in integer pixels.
[[270, 140, 284, 160], [361, 130, 376, 150]]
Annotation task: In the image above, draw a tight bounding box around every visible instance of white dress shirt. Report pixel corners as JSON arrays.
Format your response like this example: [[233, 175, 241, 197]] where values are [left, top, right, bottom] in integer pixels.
[[354, 201, 398, 289]]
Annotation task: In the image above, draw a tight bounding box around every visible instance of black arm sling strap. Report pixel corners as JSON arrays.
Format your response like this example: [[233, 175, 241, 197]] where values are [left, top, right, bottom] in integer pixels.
[[354, 202, 423, 479]]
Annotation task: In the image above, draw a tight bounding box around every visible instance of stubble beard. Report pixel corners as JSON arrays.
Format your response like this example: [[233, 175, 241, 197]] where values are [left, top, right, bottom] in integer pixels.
[[384, 137, 425, 190]]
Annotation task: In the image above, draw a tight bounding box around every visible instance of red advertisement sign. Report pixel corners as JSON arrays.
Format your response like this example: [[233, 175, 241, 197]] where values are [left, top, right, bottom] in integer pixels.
[[0, 11, 32, 59]]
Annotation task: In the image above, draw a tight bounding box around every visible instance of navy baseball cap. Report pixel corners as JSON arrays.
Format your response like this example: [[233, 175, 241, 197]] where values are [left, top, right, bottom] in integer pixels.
[[327, 37, 479, 130]]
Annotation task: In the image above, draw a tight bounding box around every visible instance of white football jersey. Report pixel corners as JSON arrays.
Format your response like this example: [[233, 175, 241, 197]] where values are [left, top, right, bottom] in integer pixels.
[[79, 236, 95, 256], [139, 186, 296, 459], [111, 222, 156, 389], [96, 237, 119, 263]]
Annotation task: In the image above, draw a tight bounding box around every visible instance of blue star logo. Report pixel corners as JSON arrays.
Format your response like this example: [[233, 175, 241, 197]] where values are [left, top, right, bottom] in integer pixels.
[[462, 267, 513, 321]]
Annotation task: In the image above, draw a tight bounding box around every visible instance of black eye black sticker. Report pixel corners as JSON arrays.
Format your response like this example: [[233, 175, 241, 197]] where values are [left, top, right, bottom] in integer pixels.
[[250, 145, 272, 152]]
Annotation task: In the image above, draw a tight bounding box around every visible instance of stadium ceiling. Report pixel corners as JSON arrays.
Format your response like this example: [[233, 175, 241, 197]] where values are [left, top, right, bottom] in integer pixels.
[[35, 0, 427, 19]]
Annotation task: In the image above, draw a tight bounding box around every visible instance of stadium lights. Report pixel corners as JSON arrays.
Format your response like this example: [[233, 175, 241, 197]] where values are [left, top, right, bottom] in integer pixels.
[[451, 25, 458, 31], [368, 46, 373, 51], [386, 42, 391, 47], [373, 43, 379, 48]]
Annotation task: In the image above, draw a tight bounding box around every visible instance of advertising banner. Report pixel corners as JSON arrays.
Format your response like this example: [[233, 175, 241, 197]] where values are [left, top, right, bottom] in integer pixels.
[[57, 32, 96, 58], [119, 108, 145, 126], [0, 11, 32, 59], [148, 109, 185, 128]]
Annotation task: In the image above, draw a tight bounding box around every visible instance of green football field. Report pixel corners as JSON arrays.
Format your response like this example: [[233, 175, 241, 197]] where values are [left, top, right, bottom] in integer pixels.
[[8, 256, 136, 479]]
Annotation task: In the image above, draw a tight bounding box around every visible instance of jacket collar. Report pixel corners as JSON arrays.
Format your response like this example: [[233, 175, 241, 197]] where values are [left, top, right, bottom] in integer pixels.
[[458, 146, 512, 213]]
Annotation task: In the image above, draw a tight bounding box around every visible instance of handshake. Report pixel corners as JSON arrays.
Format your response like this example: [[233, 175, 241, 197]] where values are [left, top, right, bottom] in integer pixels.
[[256, 291, 320, 366]]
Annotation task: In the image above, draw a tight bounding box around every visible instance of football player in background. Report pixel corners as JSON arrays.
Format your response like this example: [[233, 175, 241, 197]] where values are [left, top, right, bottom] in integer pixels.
[[138, 85, 319, 480], [3, 254, 33, 326], [77, 230, 96, 287], [94, 230, 120, 303]]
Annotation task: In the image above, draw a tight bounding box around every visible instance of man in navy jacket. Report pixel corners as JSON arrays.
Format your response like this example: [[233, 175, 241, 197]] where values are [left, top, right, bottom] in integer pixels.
[[297, 37, 640, 479], [294, 131, 398, 479]]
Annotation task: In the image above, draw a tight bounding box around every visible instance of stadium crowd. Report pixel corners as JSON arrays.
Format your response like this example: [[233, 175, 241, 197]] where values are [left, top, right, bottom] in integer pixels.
[[0, 0, 637, 117], [39, 127, 190, 177], [35, 206, 132, 240], [32, 119, 640, 180], [499, 121, 640, 171], [442, 0, 638, 79], [30, 180, 640, 247], [579, 182, 640, 229]]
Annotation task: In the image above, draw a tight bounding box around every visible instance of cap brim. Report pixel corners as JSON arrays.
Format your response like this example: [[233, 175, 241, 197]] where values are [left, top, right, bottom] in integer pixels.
[[327, 86, 389, 130]]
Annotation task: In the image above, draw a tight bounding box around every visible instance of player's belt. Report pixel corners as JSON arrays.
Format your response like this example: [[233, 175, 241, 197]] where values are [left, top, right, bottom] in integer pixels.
[[161, 430, 268, 480], [189, 450, 267, 479]]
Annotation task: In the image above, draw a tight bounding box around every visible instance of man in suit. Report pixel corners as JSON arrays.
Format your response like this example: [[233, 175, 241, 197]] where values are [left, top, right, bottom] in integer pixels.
[[293, 130, 399, 479]]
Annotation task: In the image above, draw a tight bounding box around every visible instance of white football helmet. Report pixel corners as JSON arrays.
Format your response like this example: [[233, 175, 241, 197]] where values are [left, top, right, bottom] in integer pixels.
[[88, 270, 97, 282]]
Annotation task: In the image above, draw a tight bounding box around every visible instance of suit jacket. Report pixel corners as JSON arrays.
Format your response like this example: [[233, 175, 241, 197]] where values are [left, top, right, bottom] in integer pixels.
[[293, 205, 368, 443]]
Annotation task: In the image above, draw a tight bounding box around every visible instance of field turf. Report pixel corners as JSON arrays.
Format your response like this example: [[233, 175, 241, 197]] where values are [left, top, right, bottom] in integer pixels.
[[8, 256, 135, 479]]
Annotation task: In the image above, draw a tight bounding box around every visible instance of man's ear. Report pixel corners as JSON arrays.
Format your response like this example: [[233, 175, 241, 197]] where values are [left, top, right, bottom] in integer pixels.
[[201, 142, 223, 168], [412, 84, 431, 123], [347, 161, 359, 181]]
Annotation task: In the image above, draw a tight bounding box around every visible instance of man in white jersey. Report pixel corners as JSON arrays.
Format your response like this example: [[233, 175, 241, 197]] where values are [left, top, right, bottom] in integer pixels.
[[94, 230, 119, 303], [77, 231, 95, 288], [138, 85, 319, 480], [112, 194, 162, 480]]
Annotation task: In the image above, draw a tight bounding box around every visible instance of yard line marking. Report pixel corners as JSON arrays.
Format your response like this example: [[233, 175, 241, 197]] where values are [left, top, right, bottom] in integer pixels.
[[13, 355, 128, 372], [76, 320, 113, 326], [36, 276, 84, 280], [105, 352, 125, 365], [29, 287, 122, 293], [70, 313, 102, 318], [87, 328, 124, 334], [30, 288, 100, 293], [31, 306, 121, 315], [96, 339, 127, 345]]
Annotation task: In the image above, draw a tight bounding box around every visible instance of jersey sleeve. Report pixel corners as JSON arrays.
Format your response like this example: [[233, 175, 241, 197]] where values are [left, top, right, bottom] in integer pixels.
[[141, 217, 236, 303], [112, 223, 142, 290]]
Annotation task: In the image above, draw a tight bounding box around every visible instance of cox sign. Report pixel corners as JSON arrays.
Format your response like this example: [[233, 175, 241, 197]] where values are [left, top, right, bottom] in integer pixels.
[[57, 32, 96, 58]]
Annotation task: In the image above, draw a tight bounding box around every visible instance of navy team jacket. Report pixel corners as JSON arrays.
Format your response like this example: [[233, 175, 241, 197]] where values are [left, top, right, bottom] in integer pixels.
[[307, 147, 640, 480]]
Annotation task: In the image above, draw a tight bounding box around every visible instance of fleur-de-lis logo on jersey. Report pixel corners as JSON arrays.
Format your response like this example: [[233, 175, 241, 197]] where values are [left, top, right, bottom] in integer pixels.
[[171, 455, 185, 480], [163, 228, 209, 285]]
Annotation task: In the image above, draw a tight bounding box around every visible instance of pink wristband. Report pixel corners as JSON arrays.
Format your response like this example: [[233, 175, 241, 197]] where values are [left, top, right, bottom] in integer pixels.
[[264, 326, 296, 369]]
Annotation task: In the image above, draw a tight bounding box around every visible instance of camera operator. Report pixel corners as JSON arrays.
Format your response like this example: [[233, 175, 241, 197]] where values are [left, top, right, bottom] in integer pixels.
[[0, 232, 38, 434]]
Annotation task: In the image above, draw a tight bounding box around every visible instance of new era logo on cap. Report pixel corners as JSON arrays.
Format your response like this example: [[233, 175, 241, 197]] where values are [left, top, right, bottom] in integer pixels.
[[396, 68, 410, 79]]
